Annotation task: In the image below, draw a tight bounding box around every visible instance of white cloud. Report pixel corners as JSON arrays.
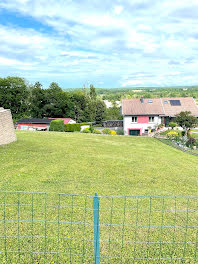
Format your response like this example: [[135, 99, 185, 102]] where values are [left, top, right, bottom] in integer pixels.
[[0, 0, 198, 87], [114, 5, 123, 15], [0, 56, 30, 65]]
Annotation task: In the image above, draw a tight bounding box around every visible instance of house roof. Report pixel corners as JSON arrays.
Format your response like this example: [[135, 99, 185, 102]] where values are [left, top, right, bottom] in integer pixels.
[[17, 118, 74, 125], [17, 118, 55, 124], [162, 97, 198, 117], [122, 98, 165, 116], [122, 97, 198, 117], [49, 118, 73, 124]]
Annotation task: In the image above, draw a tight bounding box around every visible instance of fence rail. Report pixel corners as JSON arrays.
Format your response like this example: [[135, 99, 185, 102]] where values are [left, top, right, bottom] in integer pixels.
[[154, 134, 198, 157], [0, 190, 198, 263]]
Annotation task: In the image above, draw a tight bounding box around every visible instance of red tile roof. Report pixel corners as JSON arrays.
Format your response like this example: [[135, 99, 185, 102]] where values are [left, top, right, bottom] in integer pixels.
[[122, 97, 198, 117], [49, 118, 73, 124], [55, 118, 73, 124]]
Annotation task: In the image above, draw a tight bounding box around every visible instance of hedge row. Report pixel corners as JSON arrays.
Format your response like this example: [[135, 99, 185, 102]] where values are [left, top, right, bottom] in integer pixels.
[[64, 123, 88, 132], [49, 119, 64, 132]]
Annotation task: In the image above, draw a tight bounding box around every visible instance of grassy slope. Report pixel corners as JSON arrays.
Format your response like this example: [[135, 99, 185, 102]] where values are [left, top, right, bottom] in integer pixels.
[[0, 131, 198, 196], [1, 131, 198, 263]]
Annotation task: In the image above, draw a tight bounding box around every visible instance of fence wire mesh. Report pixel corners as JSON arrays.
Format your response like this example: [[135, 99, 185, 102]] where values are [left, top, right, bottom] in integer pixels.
[[0, 191, 198, 263]]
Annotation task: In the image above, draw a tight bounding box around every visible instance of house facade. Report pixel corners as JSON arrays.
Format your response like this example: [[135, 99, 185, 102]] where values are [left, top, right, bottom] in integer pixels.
[[122, 97, 198, 136]]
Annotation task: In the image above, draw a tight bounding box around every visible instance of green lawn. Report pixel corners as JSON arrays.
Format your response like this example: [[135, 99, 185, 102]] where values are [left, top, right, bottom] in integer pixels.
[[1, 131, 198, 196], [0, 131, 198, 263]]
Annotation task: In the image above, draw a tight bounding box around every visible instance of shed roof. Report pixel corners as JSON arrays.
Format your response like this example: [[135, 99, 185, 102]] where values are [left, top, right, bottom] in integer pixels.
[[17, 118, 55, 124]]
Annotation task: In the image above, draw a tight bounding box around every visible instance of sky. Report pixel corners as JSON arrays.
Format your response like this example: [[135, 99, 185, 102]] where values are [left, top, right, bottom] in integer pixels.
[[0, 0, 198, 88]]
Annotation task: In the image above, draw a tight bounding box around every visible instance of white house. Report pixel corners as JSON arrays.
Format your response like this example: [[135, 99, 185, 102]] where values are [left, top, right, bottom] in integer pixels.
[[122, 97, 198, 136]]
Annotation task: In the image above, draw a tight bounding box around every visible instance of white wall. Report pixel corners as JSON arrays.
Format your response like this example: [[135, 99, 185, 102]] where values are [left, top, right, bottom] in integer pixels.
[[123, 116, 161, 135]]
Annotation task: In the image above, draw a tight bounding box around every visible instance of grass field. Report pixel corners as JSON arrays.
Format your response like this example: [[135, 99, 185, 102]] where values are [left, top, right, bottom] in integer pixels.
[[1, 131, 198, 196], [0, 131, 198, 263]]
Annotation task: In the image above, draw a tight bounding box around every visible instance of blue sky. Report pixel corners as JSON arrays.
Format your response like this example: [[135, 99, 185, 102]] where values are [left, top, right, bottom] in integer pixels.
[[0, 0, 198, 88]]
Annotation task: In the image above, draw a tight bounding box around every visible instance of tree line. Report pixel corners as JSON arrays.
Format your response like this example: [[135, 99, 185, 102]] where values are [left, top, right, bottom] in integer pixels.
[[0, 76, 122, 123], [100, 86, 198, 101]]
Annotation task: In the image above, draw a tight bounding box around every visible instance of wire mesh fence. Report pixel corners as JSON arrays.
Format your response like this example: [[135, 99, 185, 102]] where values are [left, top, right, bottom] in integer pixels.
[[0, 191, 198, 263]]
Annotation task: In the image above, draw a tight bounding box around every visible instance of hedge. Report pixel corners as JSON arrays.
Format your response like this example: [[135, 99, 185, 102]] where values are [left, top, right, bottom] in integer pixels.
[[64, 123, 88, 132], [81, 128, 91, 133], [50, 119, 64, 132]]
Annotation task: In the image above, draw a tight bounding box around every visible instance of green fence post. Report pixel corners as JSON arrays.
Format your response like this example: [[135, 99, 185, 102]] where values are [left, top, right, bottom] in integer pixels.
[[93, 193, 100, 264]]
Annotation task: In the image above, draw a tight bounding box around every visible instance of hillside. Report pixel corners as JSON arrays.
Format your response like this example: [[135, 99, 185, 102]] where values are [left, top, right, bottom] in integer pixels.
[[1, 132, 198, 263], [1, 131, 198, 197]]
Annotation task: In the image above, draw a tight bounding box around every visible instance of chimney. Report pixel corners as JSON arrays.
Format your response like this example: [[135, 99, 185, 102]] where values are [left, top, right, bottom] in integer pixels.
[[140, 96, 144, 104]]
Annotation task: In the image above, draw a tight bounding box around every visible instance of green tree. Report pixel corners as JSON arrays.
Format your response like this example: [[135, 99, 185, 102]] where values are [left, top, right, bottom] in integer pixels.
[[106, 103, 123, 120], [175, 111, 198, 135], [43, 82, 63, 117], [169, 122, 177, 130], [29, 82, 46, 118], [89, 84, 97, 100], [95, 100, 106, 124], [0, 76, 29, 120], [49, 82, 62, 92]]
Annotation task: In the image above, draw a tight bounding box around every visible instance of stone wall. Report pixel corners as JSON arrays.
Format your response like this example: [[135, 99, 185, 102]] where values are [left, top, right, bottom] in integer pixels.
[[0, 108, 17, 145]]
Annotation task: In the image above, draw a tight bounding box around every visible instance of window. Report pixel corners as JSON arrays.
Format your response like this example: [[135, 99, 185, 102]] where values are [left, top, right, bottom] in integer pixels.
[[164, 100, 168, 104], [132, 116, 137, 123], [149, 116, 154, 123], [170, 100, 181, 106], [148, 100, 153, 103]]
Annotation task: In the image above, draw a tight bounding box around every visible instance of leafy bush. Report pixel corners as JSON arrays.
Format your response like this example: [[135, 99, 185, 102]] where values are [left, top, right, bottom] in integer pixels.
[[186, 137, 196, 147], [102, 128, 111, 134], [81, 128, 91, 133], [166, 131, 178, 139], [89, 126, 94, 133], [50, 119, 64, 132], [93, 129, 101, 134], [65, 123, 88, 132], [110, 130, 117, 135], [93, 124, 102, 127], [158, 123, 165, 129], [181, 131, 185, 137], [169, 122, 177, 129], [116, 129, 124, 135]]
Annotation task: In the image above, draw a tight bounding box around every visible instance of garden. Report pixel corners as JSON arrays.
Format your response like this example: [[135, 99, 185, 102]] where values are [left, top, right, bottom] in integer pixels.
[[158, 112, 198, 154], [49, 118, 124, 135]]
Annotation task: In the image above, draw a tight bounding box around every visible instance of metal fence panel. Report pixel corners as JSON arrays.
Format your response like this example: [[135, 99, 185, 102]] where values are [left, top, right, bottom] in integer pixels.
[[0, 191, 198, 263]]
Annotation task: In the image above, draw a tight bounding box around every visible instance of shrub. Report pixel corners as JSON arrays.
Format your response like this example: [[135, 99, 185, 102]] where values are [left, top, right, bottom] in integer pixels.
[[89, 126, 94, 133], [110, 130, 117, 135], [169, 122, 177, 129], [186, 137, 196, 147], [158, 123, 165, 129], [65, 123, 88, 132], [166, 131, 178, 139], [116, 129, 124, 135], [102, 128, 111, 134], [50, 119, 64, 132], [93, 129, 101, 134], [181, 131, 185, 137], [81, 128, 91, 133]]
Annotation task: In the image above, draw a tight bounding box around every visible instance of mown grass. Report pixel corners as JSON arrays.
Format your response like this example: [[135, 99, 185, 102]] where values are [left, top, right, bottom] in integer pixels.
[[1, 131, 198, 196], [0, 131, 198, 263]]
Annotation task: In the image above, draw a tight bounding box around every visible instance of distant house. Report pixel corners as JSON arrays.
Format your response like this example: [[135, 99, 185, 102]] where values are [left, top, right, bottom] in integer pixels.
[[17, 118, 76, 131], [122, 97, 198, 136]]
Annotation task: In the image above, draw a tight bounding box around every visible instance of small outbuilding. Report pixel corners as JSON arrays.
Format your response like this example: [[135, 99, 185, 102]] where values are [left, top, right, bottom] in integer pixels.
[[16, 118, 76, 131]]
